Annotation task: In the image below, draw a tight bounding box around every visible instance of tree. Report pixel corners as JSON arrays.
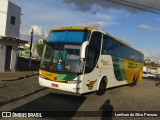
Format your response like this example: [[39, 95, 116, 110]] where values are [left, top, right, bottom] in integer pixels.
[[36, 43, 44, 60], [24, 46, 30, 58]]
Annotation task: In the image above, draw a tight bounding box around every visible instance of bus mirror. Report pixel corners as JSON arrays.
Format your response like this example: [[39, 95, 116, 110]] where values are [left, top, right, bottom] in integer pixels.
[[82, 58, 86, 61], [81, 41, 89, 59], [42, 39, 47, 44]]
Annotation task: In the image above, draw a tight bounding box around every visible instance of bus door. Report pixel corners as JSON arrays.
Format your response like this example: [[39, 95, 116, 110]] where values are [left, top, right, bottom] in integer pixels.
[[81, 32, 103, 93]]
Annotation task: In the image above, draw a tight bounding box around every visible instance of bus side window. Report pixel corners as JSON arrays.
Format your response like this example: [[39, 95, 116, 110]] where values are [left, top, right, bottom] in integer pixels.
[[102, 35, 112, 55]]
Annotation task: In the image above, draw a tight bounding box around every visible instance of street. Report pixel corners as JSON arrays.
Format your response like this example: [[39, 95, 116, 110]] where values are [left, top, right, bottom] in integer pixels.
[[0, 76, 160, 120]]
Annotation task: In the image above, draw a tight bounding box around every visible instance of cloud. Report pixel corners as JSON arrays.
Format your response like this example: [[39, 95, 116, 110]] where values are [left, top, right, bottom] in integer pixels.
[[62, 0, 160, 14], [20, 25, 48, 39], [62, 0, 135, 14], [138, 24, 160, 32], [88, 21, 117, 30], [89, 12, 113, 20], [88, 22, 106, 30]]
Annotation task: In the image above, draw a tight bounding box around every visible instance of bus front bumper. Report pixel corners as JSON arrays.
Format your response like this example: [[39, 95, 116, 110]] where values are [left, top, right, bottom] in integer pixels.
[[39, 77, 81, 94]]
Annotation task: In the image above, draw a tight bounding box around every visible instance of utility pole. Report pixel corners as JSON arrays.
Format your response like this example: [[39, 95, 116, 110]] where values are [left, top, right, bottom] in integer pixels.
[[29, 29, 33, 68]]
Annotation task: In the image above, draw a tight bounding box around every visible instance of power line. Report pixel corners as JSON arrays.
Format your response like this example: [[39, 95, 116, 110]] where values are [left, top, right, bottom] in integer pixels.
[[123, 0, 160, 11], [107, 0, 160, 14], [104, 0, 160, 15]]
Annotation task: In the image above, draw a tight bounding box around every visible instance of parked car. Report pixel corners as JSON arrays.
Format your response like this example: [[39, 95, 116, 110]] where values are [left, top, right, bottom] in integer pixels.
[[155, 74, 160, 79], [142, 72, 156, 79]]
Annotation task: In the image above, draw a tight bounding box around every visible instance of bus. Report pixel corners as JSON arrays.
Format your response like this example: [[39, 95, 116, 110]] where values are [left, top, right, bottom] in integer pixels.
[[39, 26, 144, 95]]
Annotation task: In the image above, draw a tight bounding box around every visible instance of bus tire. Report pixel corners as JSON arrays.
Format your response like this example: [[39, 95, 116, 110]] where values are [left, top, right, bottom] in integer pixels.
[[135, 76, 138, 86], [130, 76, 137, 87], [96, 78, 107, 95]]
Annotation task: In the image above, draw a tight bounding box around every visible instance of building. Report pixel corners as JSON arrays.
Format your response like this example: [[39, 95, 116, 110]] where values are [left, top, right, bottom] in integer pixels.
[[0, 0, 21, 71], [18, 39, 43, 59], [143, 66, 157, 73], [156, 68, 160, 74]]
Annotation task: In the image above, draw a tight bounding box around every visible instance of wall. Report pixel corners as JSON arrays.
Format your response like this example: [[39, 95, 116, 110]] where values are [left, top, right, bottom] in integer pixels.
[[143, 66, 147, 72], [0, 0, 21, 71], [0, 0, 8, 36], [0, 42, 6, 71], [0, 0, 21, 38], [156, 68, 160, 74], [5, 1, 21, 38], [0, 39, 18, 71]]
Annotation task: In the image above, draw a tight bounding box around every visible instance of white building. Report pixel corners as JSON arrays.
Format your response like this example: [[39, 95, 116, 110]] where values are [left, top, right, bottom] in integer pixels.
[[156, 68, 160, 74], [0, 0, 21, 71]]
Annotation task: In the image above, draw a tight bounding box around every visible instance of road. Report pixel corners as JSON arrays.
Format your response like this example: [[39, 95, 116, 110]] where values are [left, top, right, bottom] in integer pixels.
[[0, 76, 160, 120]]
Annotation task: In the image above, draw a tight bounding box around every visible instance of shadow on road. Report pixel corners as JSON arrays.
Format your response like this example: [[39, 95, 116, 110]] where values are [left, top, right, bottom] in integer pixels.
[[0, 88, 47, 107], [100, 99, 113, 120], [16, 57, 40, 71], [11, 92, 86, 118]]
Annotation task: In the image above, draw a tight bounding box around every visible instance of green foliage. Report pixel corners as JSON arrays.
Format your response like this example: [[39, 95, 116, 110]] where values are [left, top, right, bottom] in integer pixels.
[[44, 45, 53, 59], [24, 46, 30, 57], [144, 61, 160, 68], [36, 43, 44, 57]]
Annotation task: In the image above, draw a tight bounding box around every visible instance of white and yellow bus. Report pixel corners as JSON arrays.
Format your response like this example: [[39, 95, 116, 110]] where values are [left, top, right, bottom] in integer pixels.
[[39, 26, 144, 95]]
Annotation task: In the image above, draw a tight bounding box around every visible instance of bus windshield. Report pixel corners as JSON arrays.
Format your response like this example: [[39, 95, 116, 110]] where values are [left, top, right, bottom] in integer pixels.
[[48, 30, 89, 43], [40, 43, 83, 74]]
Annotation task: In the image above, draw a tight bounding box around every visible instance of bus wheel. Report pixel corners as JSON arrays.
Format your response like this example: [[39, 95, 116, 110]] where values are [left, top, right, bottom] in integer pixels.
[[130, 76, 137, 87], [96, 78, 107, 95]]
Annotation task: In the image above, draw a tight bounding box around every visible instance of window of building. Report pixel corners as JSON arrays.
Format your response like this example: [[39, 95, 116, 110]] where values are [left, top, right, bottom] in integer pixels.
[[10, 16, 16, 25]]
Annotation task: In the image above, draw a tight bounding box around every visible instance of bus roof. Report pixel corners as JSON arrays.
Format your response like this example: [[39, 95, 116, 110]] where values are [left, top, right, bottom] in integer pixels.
[[114, 37, 143, 54], [51, 26, 143, 54], [52, 26, 95, 31]]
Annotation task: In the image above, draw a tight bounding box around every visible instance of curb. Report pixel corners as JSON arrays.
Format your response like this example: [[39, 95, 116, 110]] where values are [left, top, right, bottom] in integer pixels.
[[0, 72, 39, 81]]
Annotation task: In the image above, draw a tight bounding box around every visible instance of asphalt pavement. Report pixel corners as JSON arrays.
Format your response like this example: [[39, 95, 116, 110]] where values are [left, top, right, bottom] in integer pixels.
[[0, 63, 160, 119], [0, 71, 39, 81], [0, 76, 159, 120]]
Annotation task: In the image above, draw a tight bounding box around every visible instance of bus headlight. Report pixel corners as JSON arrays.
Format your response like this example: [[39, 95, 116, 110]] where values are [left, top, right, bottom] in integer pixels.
[[40, 75, 46, 79], [68, 80, 81, 84]]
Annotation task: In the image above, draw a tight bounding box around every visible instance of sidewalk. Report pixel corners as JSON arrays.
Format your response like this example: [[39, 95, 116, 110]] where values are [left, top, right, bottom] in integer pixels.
[[0, 71, 39, 81]]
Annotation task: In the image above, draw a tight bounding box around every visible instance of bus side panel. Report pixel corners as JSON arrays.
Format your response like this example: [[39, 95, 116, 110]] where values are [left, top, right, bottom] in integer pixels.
[[99, 55, 143, 88], [125, 59, 143, 84], [98, 55, 128, 88], [80, 65, 101, 94], [80, 55, 127, 94]]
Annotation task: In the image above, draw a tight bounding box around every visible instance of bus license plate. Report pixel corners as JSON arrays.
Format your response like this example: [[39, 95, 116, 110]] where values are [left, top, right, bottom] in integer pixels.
[[51, 83, 58, 88]]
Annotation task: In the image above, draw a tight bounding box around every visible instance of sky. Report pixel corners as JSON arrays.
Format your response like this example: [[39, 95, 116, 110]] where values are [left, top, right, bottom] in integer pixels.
[[9, 0, 160, 60]]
